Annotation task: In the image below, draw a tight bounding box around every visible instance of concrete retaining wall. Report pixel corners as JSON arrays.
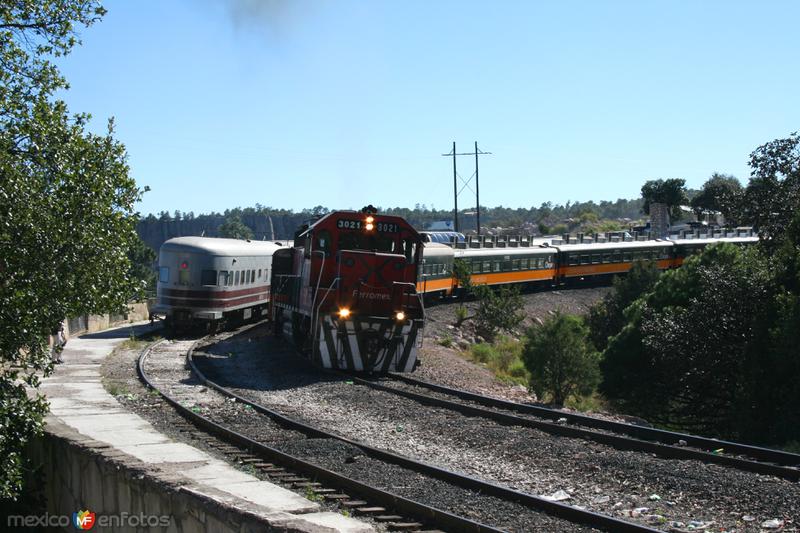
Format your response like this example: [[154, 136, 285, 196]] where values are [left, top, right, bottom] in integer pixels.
[[64, 302, 150, 338], [24, 419, 333, 533]]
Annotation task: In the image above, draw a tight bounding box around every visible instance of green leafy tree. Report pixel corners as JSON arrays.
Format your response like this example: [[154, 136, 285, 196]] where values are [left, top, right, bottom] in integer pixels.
[[601, 244, 774, 437], [472, 284, 525, 342], [641, 178, 688, 220], [127, 235, 157, 297], [451, 258, 472, 326], [452, 258, 472, 293], [587, 260, 660, 351], [741, 132, 800, 245], [0, 1, 143, 499], [690, 173, 743, 225], [600, 133, 800, 447], [523, 313, 600, 406], [218, 215, 254, 240]]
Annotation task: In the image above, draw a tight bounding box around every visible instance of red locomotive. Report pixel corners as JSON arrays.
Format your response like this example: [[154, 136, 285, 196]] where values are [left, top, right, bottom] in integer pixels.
[[270, 206, 425, 372]]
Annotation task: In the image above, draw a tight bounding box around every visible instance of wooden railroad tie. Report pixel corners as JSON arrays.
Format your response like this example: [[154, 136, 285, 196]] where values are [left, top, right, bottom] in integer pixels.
[[323, 494, 351, 501], [354, 507, 386, 515], [374, 515, 404, 522], [340, 500, 368, 508], [387, 523, 424, 531]]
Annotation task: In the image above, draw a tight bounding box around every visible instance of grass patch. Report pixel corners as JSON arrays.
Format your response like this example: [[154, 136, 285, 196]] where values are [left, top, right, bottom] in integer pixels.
[[780, 441, 800, 454], [103, 379, 129, 397], [467, 337, 529, 386], [117, 330, 162, 351], [461, 336, 615, 415], [437, 334, 454, 348], [564, 392, 608, 412], [118, 338, 149, 350]]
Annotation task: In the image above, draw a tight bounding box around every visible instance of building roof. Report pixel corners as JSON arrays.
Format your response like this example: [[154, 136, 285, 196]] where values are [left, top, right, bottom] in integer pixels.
[[552, 239, 675, 252], [160, 236, 286, 256], [456, 246, 555, 258]]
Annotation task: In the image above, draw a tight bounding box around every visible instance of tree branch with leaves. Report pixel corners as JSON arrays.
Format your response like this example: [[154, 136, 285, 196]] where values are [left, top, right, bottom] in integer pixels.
[[0, 1, 143, 500]]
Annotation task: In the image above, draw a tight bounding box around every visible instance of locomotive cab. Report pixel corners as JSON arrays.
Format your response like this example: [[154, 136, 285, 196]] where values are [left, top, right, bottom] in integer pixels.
[[271, 206, 425, 373]]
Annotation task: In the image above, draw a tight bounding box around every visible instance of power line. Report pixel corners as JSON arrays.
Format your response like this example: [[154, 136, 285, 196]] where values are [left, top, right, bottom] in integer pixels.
[[441, 142, 492, 234]]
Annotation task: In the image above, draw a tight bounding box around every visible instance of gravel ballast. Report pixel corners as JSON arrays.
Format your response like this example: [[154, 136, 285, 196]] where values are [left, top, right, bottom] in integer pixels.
[[118, 327, 597, 532], [194, 330, 800, 533]]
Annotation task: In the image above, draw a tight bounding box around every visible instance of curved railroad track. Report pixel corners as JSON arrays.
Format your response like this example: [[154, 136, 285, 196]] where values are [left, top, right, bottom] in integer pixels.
[[138, 335, 661, 533], [347, 372, 800, 482]]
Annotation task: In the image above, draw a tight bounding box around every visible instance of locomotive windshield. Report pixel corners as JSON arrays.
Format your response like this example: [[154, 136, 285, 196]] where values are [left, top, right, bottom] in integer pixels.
[[335, 233, 418, 261]]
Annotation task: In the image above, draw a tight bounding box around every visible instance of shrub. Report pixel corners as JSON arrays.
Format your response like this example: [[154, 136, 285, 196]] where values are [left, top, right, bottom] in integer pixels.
[[587, 260, 660, 351], [507, 359, 530, 381], [472, 284, 525, 342], [469, 343, 495, 364], [600, 244, 777, 439], [522, 313, 600, 406], [454, 305, 468, 327], [468, 339, 527, 385], [452, 258, 473, 296]]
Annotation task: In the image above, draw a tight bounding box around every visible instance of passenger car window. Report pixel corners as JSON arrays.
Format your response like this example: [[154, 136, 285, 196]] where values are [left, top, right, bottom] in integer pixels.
[[159, 267, 169, 283], [201, 270, 217, 286]]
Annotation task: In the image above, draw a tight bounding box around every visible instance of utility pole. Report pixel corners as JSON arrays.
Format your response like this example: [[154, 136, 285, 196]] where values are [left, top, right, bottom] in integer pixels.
[[474, 141, 481, 236], [442, 142, 492, 235], [451, 142, 459, 232]]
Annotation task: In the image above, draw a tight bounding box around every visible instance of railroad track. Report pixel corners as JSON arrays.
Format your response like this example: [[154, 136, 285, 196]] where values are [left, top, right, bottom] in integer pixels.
[[138, 337, 662, 533], [139, 338, 456, 532], [344, 372, 800, 483]]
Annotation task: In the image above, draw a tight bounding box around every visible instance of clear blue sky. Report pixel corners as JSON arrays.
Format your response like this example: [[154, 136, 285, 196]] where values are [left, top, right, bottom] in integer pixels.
[[59, 0, 800, 217]]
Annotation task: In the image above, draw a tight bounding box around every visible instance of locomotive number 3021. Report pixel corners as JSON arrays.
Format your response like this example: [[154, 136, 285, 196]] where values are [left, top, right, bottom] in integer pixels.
[[377, 222, 398, 233], [336, 219, 399, 233], [337, 219, 363, 230]]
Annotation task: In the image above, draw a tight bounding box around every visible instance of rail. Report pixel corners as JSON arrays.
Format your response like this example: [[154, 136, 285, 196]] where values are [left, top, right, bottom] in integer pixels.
[[356, 373, 800, 481], [181, 346, 661, 532], [137, 340, 504, 533]]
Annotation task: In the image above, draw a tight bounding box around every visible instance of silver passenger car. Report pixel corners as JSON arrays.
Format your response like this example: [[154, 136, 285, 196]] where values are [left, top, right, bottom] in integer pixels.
[[153, 237, 286, 328]]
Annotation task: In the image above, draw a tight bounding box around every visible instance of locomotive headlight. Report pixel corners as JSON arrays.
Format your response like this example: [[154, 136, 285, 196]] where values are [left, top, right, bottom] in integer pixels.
[[395, 311, 405, 321], [365, 216, 375, 231], [338, 308, 351, 319], [365, 216, 374, 223]]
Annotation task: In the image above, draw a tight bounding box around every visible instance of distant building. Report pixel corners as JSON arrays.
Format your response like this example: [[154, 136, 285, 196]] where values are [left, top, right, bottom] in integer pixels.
[[426, 220, 455, 231], [420, 231, 466, 244], [649, 203, 670, 238]]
